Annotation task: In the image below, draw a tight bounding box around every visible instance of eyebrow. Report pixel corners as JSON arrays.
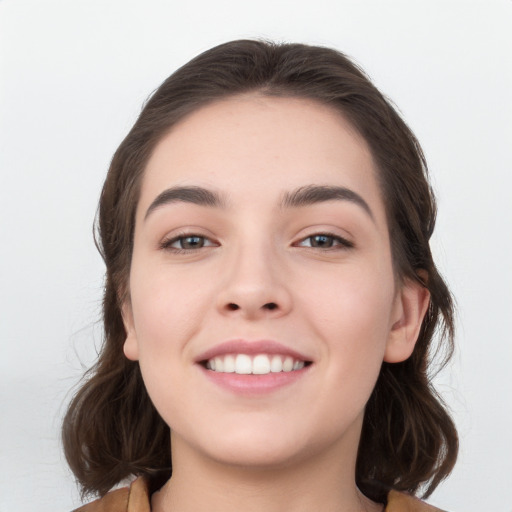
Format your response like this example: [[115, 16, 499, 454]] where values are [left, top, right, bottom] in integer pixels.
[[144, 184, 374, 221], [281, 185, 374, 221], [144, 186, 226, 220]]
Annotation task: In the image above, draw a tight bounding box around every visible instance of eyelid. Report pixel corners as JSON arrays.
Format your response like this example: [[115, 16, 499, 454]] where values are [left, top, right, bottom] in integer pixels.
[[158, 228, 354, 253], [159, 231, 219, 252], [294, 232, 355, 250]]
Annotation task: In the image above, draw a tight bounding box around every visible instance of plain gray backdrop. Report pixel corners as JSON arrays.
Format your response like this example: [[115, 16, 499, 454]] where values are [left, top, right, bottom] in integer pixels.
[[1, 0, 511, 510]]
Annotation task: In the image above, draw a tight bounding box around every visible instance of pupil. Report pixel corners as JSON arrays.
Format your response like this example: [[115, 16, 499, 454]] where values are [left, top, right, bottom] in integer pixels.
[[183, 236, 203, 249], [312, 235, 333, 247]]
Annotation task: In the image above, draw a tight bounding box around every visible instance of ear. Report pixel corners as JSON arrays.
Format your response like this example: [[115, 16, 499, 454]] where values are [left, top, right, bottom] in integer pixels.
[[384, 277, 430, 363], [121, 300, 140, 361]]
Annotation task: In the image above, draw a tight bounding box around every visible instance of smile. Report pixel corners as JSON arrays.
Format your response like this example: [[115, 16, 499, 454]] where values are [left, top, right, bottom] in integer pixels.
[[205, 354, 308, 374]]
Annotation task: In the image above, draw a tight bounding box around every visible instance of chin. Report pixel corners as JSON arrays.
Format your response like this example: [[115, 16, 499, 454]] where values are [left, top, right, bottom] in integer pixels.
[[207, 440, 307, 470], [195, 419, 345, 472], [174, 419, 311, 470]]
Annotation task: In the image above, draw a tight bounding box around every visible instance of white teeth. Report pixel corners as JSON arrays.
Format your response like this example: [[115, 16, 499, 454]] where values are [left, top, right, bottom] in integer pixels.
[[235, 354, 252, 374], [252, 354, 271, 374], [282, 356, 294, 372], [223, 354, 235, 373], [270, 355, 283, 373], [214, 357, 224, 372], [205, 353, 307, 374]]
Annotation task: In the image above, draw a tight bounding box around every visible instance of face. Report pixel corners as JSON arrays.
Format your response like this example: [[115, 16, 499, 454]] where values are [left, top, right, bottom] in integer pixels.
[[123, 95, 427, 471]]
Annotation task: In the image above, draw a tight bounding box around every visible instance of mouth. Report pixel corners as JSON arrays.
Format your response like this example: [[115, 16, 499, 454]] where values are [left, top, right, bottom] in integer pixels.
[[195, 340, 314, 391], [201, 353, 312, 375]]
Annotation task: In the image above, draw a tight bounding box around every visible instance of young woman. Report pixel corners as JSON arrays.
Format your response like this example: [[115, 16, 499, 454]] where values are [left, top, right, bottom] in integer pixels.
[[63, 40, 458, 512]]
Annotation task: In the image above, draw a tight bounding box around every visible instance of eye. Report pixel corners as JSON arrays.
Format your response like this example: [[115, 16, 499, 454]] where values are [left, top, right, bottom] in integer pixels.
[[160, 234, 217, 252], [296, 233, 354, 250]]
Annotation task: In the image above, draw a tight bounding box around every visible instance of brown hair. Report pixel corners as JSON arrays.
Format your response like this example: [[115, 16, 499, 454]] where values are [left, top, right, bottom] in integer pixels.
[[62, 39, 458, 503]]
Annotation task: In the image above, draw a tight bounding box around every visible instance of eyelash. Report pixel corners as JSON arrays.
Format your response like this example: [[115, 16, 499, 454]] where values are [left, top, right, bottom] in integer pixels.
[[159, 233, 218, 253], [295, 233, 354, 250], [159, 232, 354, 253]]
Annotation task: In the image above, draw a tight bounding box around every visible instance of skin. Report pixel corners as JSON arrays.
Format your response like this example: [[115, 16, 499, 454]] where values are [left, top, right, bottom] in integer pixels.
[[122, 95, 430, 512]]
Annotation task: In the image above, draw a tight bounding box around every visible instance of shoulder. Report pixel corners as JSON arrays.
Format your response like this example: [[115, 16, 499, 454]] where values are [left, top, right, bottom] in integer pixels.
[[72, 477, 150, 512], [386, 490, 448, 512]]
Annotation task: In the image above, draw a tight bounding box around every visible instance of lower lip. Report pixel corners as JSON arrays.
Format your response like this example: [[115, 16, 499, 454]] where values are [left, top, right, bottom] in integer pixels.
[[199, 365, 311, 395]]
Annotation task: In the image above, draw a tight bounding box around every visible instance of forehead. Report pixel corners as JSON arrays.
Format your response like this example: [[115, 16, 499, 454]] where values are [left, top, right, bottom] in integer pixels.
[[139, 95, 386, 222]]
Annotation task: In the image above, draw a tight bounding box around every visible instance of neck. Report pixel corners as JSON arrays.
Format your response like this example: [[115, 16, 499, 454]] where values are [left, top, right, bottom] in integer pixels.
[[151, 433, 382, 512]]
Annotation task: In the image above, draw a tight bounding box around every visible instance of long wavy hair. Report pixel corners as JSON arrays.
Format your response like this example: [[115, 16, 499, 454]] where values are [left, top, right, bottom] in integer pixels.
[[62, 39, 458, 503]]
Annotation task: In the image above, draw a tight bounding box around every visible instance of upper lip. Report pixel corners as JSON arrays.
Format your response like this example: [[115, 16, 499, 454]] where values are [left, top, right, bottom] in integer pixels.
[[195, 339, 313, 363]]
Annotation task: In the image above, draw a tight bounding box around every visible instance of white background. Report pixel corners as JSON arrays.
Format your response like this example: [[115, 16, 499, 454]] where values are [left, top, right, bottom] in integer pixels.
[[1, 1, 511, 511]]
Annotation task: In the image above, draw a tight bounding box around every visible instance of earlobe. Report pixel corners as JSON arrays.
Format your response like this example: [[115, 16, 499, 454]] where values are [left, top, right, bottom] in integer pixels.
[[384, 278, 430, 363], [121, 301, 140, 361]]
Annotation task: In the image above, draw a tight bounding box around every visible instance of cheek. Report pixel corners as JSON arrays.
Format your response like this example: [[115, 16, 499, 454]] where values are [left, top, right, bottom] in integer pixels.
[[303, 261, 395, 330], [128, 265, 204, 425], [300, 262, 396, 377], [129, 260, 213, 358]]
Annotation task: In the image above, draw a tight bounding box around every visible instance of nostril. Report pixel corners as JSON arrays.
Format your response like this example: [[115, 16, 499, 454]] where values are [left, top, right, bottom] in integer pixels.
[[224, 302, 279, 312]]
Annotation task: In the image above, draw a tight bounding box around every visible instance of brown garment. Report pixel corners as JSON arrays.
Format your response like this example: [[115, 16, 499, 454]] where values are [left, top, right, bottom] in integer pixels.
[[73, 478, 150, 512], [73, 478, 447, 512]]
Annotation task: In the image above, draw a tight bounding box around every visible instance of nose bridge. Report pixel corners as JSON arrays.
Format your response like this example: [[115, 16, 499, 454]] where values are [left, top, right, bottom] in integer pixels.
[[216, 231, 291, 318]]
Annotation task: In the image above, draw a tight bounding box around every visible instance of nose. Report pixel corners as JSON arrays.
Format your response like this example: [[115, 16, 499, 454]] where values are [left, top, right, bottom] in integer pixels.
[[215, 242, 292, 320]]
